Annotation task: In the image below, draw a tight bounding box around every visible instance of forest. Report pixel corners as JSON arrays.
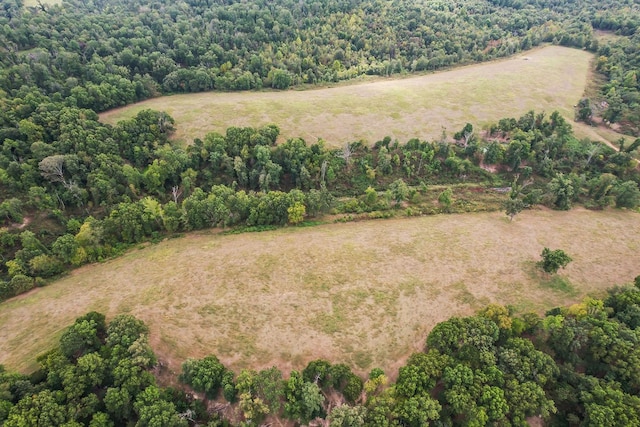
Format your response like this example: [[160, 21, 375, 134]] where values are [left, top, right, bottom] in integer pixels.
[[1, 0, 640, 425]]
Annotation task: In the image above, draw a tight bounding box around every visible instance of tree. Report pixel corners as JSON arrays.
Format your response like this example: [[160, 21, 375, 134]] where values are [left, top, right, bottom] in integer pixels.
[[548, 173, 575, 210], [106, 314, 149, 349], [504, 197, 524, 221], [614, 181, 640, 208], [287, 201, 306, 225], [438, 188, 453, 212], [284, 370, 326, 423], [59, 319, 103, 360], [539, 248, 572, 274], [134, 386, 187, 427], [270, 69, 292, 89], [4, 390, 70, 427], [337, 143, 353, 169], [180, 356, 226, 399], [329, 404, 367, 426], [389, 179, 409, 206]]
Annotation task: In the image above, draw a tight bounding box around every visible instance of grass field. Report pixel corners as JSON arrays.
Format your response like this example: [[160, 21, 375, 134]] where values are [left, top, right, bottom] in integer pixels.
[[24, 0, 62, 6], [1, 208, 639, 376], [100, 46, 610, 148]]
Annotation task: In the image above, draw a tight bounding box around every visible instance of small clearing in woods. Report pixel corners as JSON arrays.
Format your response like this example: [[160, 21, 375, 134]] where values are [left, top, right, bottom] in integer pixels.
[[1, 208, 639, 377], [101, 46, 625, 148]]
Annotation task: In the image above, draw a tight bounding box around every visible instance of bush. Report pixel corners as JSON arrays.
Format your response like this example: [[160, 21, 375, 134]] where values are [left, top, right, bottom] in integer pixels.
[[10, 274, 34, 295], [29, 255, 64, 278]]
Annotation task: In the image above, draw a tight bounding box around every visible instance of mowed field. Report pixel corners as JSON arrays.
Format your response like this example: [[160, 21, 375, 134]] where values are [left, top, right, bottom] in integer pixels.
[[101, 46, 600, 148], [1, 209, 639, 376]]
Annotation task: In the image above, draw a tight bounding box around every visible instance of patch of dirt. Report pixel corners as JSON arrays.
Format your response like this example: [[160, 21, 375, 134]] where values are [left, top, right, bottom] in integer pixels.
[[7, 216, 32, 230]]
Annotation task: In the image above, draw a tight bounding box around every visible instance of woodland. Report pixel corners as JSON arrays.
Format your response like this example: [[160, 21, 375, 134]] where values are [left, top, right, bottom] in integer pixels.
[[1, 0, 640, 425]]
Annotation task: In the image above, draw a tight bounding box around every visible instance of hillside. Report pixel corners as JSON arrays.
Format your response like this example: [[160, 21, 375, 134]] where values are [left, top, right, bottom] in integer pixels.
[[2, 208, 639, 375], [100, 46, 596, 146]]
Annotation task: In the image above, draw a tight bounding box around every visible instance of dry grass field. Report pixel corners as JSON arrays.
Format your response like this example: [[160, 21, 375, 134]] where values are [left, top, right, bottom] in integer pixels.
[[1, 208, 639, 376], [23, 0, 62, 6], [100, 46, 613, 148]]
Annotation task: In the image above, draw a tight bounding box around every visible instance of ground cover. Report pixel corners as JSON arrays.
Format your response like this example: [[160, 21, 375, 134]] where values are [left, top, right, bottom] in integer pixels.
[[1, 208, 638, 376], [100, 46, 614, 147], [23, 0, 62, 7]]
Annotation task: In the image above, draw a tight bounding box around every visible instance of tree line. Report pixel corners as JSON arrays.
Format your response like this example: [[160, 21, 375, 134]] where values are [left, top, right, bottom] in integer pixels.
[[1, 107, 639, 301], [2, 277, 640, 426], [0, 0, 636, 114]]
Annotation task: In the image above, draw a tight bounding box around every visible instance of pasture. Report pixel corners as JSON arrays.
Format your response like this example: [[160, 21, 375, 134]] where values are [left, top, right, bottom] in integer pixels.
[[24, 0, 62, 7], [1, 208, 639, 376], [101, 46, 603, 148]]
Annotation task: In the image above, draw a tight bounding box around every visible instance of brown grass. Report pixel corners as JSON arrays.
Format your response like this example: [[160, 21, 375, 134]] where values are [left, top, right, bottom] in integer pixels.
[[1, 208, 639, 376], [100, 46, 618, 148]]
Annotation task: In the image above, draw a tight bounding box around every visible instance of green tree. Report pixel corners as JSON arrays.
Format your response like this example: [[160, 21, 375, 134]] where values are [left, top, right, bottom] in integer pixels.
[[438, 188, 453, 212], [539, 247, 572, 274], [180, 356, 226, 399], [270, 69, 292, 90], [504, 197, 524, 221], [59, 319, 103, 360], [287, 201, 306, 225], [134, 386, 187, 427], [614, 181, 640, 208], [548, 173, 575, 210], [4, 390, 70, 427], [389, 179, 409, 206], [329, 405, 367, 426]]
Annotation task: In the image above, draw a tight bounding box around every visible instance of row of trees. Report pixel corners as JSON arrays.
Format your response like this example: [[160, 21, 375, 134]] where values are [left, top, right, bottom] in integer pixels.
[[2, 277, 640, 425], [591, 32, 640, 135], [2, 108, 639, 301]]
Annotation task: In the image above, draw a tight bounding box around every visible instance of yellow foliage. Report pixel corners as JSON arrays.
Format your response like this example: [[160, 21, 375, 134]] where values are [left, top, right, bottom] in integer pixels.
[[71, 247, 88, 267], [479, 304, 512, 330], [6, 260, 24, 278], [364, 374, 388, 395]]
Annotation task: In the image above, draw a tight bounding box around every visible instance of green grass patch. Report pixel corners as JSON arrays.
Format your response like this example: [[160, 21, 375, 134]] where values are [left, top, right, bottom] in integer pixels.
[[223, 225, 279, 234], [540, 275, 577, 296]]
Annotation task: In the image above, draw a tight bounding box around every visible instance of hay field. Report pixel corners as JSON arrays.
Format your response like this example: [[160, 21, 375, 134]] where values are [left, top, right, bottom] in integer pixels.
[[1, 208, 639, 375], [100, 46, 598, 148]]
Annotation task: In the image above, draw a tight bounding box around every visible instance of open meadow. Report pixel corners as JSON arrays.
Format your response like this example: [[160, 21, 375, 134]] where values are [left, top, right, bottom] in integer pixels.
[[1, 208, 639, 376], [23, 0, 62, 6], [100, 46, 615, 148]]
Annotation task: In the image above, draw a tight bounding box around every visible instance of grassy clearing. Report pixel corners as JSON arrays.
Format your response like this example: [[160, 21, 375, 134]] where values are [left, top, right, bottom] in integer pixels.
[[24, 0, 62, 6], [1, 208, 639, 376], [101, 46, 609, 148]]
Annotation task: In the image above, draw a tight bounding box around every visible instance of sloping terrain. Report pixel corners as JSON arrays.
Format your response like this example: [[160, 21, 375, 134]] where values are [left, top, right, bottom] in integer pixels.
[[1, 208, 639, 375], [101, 46, 597, 147]]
